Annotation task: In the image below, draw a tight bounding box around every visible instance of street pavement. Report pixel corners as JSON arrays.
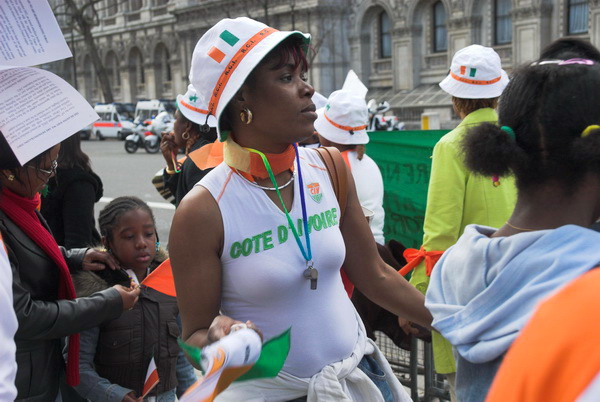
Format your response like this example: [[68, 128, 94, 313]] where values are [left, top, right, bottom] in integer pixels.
[[82, 138, 176, 247]]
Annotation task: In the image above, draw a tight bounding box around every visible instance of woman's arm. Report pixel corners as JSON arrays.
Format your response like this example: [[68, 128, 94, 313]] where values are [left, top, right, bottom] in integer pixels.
[[169, 186, 225, 347], [340, 170, 433, 328], [71, 327, 134, 401]]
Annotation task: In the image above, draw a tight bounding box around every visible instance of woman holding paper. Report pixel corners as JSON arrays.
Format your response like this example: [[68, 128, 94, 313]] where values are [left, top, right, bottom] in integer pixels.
[[170, 17, 431, 400], [0, 134, 140, 401], [159, 85, 218, 207]]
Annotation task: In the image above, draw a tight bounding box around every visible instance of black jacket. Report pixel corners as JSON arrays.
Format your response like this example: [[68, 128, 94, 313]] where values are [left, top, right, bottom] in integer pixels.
[[72, 254, 179, 397], [0, 210, 123, 401], [40, 167, 103, 248], [163, 140, 212, 206]]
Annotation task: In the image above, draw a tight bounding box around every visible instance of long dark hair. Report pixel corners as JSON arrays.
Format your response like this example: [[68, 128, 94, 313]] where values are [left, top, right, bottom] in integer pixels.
[[57, 134, 92, 172]]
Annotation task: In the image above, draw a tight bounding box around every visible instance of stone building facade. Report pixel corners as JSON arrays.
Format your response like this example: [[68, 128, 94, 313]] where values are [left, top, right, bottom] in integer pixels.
[[52, 0, 597, 126], [349, 0, 598, 126], [52, 0, 351, 105]]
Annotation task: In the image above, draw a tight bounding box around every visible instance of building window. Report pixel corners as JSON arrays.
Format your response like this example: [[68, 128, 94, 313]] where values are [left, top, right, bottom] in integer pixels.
[[130, 0, 143, 11], [433, 1, 447, 52], [494, 0, 512, 44], [567, 0, 588, 34], [106, 0, 118, 16], [379, 12, 392, 59]]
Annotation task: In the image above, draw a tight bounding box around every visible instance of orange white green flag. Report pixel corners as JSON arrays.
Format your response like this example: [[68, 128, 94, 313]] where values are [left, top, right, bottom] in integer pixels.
[[179, 327, 291, 402], [142, 356, 159, 398]]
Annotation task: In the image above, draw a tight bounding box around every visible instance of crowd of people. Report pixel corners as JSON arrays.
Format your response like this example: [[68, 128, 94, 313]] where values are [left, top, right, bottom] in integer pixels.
[[1, 13, 599, 402]]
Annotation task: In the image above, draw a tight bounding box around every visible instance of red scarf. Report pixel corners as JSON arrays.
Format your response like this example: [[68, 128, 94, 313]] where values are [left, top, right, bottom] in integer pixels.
[[0, 188, 80, 386]]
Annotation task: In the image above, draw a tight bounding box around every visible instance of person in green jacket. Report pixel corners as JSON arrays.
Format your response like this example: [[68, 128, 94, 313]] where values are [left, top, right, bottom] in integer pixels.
[[401, 45, 516, 401]]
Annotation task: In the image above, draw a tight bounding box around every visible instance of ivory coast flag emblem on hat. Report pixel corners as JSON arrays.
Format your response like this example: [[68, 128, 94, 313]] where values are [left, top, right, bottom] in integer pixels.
[[307, 182, 322, 203]]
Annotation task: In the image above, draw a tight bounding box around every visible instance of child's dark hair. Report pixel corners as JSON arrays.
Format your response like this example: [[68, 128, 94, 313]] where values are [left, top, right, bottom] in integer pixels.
[[539, 37, 600, 62], [462, 61, 600, 190], [98, 196, 157, 243]]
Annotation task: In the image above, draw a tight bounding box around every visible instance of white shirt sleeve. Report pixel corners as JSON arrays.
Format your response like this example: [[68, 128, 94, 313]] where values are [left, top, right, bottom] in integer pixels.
[[348, 153, 386, 244], [0, 239, 17, 401]]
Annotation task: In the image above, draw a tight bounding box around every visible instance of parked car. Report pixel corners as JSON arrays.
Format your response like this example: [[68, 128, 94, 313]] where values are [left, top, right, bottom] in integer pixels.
[[77, 123, 92, 140], [92, 103, 136, 140]]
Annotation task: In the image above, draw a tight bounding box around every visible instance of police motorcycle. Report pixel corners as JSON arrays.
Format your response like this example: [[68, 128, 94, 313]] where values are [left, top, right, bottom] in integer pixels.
[[367, 99, 405, 131], [124, 118, 161, 154]]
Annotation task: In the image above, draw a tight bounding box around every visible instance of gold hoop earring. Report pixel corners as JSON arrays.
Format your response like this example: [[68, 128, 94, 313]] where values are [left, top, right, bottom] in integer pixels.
[[182, 131, 190, 140], [240, 108, 253, 125]]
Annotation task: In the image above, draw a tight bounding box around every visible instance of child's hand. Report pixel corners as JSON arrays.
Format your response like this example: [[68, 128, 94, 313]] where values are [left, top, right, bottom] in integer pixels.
[[207, 315, 263, 344], [114, 284, 140, 311], [122, 391, 142, 402], [82, 249, 120, 271]]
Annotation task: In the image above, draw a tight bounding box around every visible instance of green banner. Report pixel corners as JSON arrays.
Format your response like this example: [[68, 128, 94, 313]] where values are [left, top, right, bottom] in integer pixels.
[[367, 130, 449, 249]]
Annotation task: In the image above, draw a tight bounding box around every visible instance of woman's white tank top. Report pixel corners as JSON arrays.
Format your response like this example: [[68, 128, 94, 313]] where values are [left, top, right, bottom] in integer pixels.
[[198, 147, 358, 377]]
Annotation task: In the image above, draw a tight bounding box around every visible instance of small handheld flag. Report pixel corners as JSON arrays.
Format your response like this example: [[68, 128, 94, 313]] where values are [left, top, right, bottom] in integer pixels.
[[142, 356, 159, 398], [180, 328, 291, 402]]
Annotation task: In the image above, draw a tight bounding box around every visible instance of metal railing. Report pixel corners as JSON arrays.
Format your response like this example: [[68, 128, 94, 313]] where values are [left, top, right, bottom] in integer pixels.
[[374, 331, 451, 401]]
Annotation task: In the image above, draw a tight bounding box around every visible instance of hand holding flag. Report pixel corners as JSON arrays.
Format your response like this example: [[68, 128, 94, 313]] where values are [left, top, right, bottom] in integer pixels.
[[179, 327, 291, 402]]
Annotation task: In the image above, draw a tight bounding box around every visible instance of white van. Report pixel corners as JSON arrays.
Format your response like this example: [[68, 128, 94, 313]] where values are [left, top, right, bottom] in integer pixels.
[[134, 99, 176, 127], [93, 103, 136, 140]]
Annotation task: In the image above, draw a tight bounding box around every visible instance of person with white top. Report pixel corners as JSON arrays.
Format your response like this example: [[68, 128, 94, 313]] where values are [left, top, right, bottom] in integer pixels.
[[314, 90, 385, 245], [169, 17, 432, 401]]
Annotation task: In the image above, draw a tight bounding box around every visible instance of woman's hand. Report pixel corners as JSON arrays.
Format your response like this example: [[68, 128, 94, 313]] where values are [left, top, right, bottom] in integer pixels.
[[122, 391, 142, 402], [207, 315, 263, 344], [82, 248, 120, 271], [160, 131, 177, 170], [398, 317, 420, 335], [113, 284, 140, 311]]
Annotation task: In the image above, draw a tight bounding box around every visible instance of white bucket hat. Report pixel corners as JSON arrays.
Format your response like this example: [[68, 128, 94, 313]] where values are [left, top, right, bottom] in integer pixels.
[[314, 90, 369, 145], [439, 44, 509, 99], [176, 84, 217, 127], [189, 17, 310, 141]]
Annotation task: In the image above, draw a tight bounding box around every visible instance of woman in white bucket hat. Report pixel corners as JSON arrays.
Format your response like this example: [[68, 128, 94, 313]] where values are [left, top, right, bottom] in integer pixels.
[[169, 17, 430, 401], [315, 90, 385, 245], [400, 44, 516, 400], [159, 85, 218, 206]]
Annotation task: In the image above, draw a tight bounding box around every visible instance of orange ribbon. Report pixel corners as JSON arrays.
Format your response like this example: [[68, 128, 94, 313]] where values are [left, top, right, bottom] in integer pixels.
[[450, 71, 501, 86], [399, 246, 444, 277], [324, 113, 367, 132]]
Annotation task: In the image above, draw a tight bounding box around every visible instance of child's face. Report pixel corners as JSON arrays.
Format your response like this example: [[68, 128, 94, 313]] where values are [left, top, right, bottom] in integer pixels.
[[109, 208, 157, 271]]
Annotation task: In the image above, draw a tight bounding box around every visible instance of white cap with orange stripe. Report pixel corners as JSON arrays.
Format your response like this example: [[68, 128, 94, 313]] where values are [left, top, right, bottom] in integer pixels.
[[439, 44, 509, 99], [314, 90, 369, 145], [189, 17, 310, 141], [176, 84, 217, 127]]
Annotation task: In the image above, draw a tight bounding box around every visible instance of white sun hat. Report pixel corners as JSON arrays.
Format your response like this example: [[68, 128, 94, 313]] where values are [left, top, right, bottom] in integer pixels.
[[189, 17, 310, 141], [314, 90, 370, 145], [439, 44, 509, 99], [176, 84, 217, 127]]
